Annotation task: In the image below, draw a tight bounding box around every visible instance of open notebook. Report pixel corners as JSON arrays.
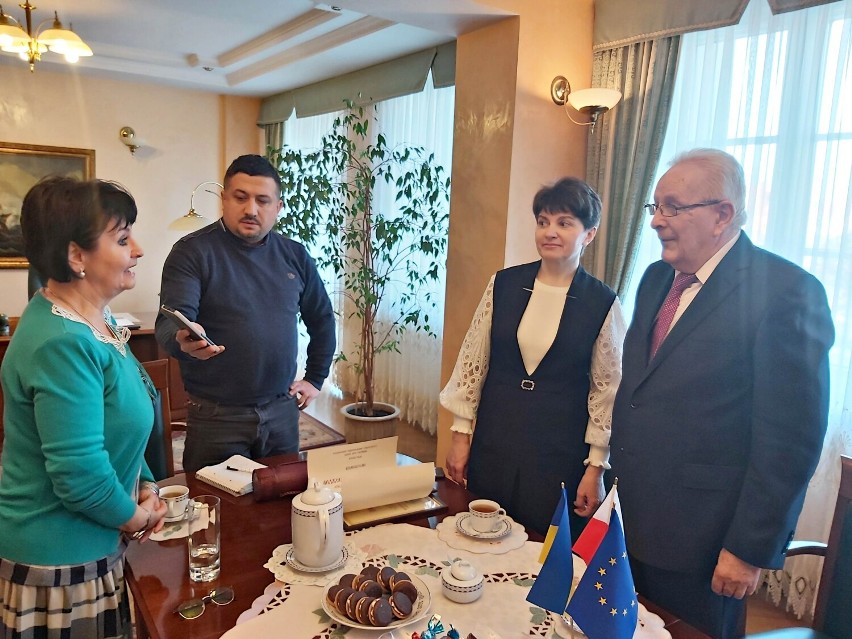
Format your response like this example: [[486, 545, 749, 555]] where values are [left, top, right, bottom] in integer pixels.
[[195, 455, 267, 496]]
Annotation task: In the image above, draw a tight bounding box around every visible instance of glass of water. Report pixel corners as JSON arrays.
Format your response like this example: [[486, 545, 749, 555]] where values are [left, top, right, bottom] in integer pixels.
[[187, 495, 221, 582]]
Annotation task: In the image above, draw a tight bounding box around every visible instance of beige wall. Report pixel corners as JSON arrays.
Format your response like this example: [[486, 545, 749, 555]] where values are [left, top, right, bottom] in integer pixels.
[[0, 66, 261, 317], [436, 0, 595, 465]]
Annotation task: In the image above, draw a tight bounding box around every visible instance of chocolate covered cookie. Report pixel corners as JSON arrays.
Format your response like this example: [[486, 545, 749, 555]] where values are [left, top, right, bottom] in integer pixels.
[[326, 584, 343, 605], [355, 595, 374, 625], [367, 597, 393, 627], [378, 566, 396, 590], [389, 591, 413, 619], [392, 579, 418, 605], [358, 579, 383, 598], [346, 591, 367, 619], [338, 573, 358, 589], [359, 565, 380, 582], [334, 586, 356, 614], [388, 571, 410, 590]]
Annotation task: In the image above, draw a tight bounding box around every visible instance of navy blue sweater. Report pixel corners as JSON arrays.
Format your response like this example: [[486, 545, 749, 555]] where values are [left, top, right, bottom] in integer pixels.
[[155, 221, 335, 405]]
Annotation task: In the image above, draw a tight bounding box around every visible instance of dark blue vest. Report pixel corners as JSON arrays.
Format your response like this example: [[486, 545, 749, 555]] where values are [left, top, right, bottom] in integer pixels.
[[467, 261, 615, 538]]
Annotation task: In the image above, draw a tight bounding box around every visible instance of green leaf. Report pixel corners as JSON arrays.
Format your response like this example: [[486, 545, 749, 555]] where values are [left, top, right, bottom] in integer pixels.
[[529, 606, 548, 625]]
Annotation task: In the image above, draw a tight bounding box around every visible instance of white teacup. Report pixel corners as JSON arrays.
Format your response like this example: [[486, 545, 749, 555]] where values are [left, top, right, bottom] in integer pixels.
[[468, 499, 507, 533], [160, 485, 189, 520]]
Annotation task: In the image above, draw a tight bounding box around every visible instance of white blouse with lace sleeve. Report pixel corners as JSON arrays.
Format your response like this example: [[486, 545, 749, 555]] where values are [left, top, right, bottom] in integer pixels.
[[439, 276, 495, 433], [439, 277, 626, 469]]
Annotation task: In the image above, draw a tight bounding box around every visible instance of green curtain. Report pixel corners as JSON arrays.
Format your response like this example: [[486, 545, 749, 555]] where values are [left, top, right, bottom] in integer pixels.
[[263, 122, 284, 153], [582, 37, 681, 297]]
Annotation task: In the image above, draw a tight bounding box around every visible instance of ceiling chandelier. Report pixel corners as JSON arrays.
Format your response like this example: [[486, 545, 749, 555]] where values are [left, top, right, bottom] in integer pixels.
[[0, 1, 93, 71]]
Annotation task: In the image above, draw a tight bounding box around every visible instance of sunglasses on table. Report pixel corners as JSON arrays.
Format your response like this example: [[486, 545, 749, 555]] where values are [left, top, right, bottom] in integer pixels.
[[174, 585, 235, 619]]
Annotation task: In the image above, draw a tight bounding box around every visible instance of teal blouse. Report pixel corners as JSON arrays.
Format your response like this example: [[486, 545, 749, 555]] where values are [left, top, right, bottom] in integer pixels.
[[0, 293, 154, 565]]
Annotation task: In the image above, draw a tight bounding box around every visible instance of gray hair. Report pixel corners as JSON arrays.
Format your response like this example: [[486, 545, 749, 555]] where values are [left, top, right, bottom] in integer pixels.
[[671, 148, 748, 227]]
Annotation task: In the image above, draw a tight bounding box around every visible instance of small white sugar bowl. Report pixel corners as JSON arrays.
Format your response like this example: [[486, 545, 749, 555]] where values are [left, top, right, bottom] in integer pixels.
[[440, 559, 484, 604]]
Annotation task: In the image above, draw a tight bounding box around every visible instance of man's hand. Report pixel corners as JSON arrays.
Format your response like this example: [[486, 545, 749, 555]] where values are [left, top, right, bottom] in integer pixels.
[[176, 326, 224, 360], [712, 548, 762, 599], [289, 379, 319, 409], [445, 431, 471, 485]]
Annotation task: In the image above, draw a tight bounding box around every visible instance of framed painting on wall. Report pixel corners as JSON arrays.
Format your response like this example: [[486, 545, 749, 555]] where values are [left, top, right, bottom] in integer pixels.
[[0, 142, 96, 268]]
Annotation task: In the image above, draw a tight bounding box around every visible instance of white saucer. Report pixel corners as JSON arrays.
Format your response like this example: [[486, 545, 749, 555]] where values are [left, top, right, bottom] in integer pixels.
[[163, 513, 186, 524], [455, 512, 512, 539], [284, 546, 349, 573]]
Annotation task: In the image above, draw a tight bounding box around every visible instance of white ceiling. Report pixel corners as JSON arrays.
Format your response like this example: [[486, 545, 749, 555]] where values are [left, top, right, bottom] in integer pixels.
[[0, 0, 511, 96]]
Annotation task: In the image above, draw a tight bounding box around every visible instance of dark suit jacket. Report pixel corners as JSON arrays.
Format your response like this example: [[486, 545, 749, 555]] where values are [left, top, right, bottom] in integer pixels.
[[611, 233, 834, 574]]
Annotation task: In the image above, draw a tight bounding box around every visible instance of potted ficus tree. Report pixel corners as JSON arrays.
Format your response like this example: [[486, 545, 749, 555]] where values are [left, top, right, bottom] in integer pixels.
[[269, 102, 451, 442]]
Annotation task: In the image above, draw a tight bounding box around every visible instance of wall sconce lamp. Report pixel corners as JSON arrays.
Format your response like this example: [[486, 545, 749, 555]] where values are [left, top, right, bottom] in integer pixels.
[[550, 76, 622, 133], [169, 181, 222, 232], [118, 126, 144, 155]]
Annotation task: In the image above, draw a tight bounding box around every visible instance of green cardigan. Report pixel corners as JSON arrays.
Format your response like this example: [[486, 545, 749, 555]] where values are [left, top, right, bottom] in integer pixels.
[[0, 294, 155, 566]]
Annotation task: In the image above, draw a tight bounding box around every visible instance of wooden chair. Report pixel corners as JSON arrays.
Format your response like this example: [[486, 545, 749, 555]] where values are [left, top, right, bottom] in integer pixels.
[[140, 359, 174, 479], [748, 455, 852, 638]]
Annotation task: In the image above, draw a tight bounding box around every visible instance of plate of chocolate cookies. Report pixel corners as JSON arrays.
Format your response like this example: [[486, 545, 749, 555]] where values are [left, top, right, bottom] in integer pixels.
[[321, 565, 431, 630]]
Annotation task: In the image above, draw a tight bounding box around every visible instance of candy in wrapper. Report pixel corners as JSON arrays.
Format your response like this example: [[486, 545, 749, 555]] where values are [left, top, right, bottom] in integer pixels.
[[420, 614, 444, 639]]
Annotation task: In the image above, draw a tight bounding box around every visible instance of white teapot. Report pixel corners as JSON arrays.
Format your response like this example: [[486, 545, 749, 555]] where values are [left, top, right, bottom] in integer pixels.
[[291, 478, 344, 568]]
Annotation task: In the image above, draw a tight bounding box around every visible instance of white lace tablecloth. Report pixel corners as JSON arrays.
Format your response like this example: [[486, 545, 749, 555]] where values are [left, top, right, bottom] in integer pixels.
[[221, 523, 670, 639]]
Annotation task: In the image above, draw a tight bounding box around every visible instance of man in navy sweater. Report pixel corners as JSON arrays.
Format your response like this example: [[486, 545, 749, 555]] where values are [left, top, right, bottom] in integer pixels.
[[156, 155, 335, 472]]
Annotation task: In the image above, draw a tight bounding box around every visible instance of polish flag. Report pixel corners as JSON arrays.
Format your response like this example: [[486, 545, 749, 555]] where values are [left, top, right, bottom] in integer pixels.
[[572, 484, 622, 565]]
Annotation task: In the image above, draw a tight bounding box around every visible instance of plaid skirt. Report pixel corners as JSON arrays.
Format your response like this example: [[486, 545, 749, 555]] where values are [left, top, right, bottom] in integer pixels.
[[0, 545, 130, 639]]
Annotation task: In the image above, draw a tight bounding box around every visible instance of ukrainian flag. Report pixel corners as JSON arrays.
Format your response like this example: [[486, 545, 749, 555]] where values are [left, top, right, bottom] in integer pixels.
[[526, 484, 573, 614]]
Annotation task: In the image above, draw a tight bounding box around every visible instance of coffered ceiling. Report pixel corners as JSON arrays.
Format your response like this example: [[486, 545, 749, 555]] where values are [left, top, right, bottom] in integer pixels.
[[0, 0, 510, 96]]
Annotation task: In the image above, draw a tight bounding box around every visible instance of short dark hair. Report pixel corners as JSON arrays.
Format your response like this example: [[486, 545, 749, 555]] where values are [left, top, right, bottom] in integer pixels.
[[224, 155, 281, 192], [532, 177, 602, 230], [21, 176, 137, 282]]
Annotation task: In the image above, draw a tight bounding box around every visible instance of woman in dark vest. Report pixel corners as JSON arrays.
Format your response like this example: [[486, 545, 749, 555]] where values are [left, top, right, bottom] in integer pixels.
[[440, 177, 625, 539]]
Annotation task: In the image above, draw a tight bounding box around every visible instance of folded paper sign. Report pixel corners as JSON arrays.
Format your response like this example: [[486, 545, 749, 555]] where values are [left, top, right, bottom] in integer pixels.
[[307, 436, 435, 513]]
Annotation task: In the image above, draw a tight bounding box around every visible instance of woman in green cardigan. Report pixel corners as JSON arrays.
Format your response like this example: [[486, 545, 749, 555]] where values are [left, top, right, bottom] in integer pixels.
[[0, 177, 167, 638]]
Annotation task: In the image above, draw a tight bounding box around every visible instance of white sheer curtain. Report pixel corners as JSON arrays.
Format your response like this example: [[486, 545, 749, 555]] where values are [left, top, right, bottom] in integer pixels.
[[281, 80, 455, 434], [282, 110, 343, 393], [354, 79, 455, 435], [623, 0, 852, 617]]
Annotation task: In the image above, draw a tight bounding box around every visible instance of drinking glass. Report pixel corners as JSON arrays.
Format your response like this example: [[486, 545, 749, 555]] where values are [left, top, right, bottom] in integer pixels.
[[187, 495, 221, 582]]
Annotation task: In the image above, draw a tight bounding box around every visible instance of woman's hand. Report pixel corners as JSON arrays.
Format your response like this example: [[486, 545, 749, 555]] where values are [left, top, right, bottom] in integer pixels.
[[445, 431, 471, 485], [573, 465, 605, 517], [120, 489, 168, 542]]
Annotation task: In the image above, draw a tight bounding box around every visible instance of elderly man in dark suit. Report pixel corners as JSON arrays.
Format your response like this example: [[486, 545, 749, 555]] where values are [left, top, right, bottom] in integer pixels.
[[611, 149, 834, 639]]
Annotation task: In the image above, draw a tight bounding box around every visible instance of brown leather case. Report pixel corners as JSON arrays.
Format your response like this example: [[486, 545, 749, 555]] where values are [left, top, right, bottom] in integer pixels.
[[252, 460, 308, 502]]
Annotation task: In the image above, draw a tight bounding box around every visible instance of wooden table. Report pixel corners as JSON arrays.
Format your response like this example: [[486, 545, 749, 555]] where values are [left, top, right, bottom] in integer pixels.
[[125, 457, 710, 639]]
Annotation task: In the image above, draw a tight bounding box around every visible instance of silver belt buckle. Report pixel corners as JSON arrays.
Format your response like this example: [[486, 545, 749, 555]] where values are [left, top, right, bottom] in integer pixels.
[[521, 379, 535, 391]]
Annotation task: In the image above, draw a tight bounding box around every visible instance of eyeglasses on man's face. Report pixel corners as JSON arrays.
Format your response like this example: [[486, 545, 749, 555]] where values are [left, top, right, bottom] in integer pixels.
[[174, 585, 235, 619], [644, 200, 723, 217]]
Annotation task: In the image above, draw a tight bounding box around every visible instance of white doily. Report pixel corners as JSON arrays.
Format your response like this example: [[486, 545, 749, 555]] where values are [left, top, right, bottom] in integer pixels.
[[550, 603, 671, 639], [150, 518, 188, 541], [436, 514, 528, 554], [263, 542, 367, 586]]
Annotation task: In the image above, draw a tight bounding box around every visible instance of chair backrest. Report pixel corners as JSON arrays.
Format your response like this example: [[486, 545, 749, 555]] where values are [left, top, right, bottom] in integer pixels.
[[815, 454, 852, 635], [141, 359, 174, 480]]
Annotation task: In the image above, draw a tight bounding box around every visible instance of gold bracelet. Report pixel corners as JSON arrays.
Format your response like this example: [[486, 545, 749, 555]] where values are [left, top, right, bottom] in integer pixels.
[[131, 506, 152, 540]]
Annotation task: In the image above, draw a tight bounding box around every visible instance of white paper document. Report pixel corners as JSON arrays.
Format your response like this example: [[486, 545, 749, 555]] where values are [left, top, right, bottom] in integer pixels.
[[307, 436, 435, 513], [112, 312, 141, 327]]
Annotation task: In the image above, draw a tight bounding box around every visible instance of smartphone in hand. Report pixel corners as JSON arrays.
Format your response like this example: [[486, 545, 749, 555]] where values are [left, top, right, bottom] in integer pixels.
[[159, 305, 219, 348]]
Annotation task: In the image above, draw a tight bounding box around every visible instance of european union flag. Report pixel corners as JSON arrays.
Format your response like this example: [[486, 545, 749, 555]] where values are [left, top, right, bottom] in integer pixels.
[[526, 485, 573, 614], [566, 509, 637, 639]]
